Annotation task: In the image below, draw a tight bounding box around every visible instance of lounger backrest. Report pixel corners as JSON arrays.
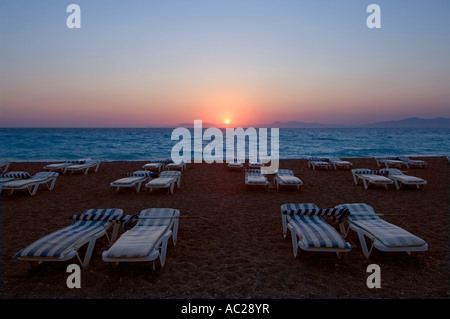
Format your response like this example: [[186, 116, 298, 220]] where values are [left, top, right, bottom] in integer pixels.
[[335, 203, 378, 222], [3, 171, 31, 179], [282, 204, 349, 223], [137, 208, 178, 227]]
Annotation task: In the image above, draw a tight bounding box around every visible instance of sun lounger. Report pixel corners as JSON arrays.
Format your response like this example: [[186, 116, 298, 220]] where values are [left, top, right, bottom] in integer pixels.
[[275, 169, 303, 190], [329, 157, 353, 170], [227, 158, 245, 170], [398, 157, 427, 169], [307, 157, 331, 170], [166, 161, 186, 172], [335, 203, 428, 258], [145, 176, 177, 194], [281, 203, 351, 258], [1, 171, 58, 195], [102, 208, 180, 269], [379, 168, 427, 190], [0, 161, 11, 173], [375, 157, 408, 169], [159, 170, 181, 188], [66, 159, 101, 175], [110, 171, 157, 193], [248, 161, 264, 168], [351, 168, 394, 190], [13, 208, 123, 267], [245, 172, 269, 191]]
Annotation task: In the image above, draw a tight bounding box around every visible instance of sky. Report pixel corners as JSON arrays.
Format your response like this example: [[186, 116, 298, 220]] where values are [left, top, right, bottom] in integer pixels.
[[0, 0, 449, 127]]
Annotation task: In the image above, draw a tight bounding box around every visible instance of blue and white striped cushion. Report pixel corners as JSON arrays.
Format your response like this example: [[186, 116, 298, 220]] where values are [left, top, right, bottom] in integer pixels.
[[282, 204, 349, 223], [289, 215, 350, 249], [3, 171, 31, 178], [350, 218, 426, 248], [127, 170, 158, 177], [104, 208, 177, 258], [14, 209, 122, 259], [336, 203, 426, 248]]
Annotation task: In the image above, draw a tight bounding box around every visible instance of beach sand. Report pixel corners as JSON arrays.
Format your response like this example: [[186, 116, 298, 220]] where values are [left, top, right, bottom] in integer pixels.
[[1, 157, 448, 299]]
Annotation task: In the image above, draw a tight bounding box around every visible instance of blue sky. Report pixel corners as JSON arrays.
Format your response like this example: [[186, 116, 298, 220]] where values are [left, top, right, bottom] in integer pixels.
[[1, 0, 449, 127]]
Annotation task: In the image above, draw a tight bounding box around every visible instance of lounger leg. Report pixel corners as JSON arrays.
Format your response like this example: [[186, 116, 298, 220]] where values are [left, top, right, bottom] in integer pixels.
[[159, 234, 170, 268], [356, 230, 374, 258], [81, 237, 97, 267], [287, 224, 299, 258], [281, 214, 288, 238], [28, 184, 40, 196]]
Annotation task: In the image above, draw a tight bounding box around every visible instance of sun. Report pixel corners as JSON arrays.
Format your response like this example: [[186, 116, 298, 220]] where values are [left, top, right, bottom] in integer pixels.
[[224, 119, 230, 124]]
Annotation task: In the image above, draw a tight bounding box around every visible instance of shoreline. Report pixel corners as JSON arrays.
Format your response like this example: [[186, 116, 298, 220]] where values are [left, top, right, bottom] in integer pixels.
[[1, 157, 448, 298]]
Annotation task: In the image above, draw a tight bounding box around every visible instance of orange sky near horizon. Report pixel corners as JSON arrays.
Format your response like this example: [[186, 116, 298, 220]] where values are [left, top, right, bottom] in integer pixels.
[[1, 1, 449, 128]]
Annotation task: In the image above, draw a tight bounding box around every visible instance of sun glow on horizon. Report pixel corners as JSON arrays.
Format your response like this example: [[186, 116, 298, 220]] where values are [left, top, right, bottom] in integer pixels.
[[225, 119, 230, 124]]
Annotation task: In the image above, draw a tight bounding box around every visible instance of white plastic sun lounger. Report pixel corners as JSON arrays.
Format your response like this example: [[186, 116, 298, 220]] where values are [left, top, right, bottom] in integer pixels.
[[379, 168, 427, 190], [102, 208, 180, 269], [1, 171, 59, 195], [166, 161, 186, 172], [66, 160, 101, 175], [110, 171, 157, 193], [281, 203, 351, 258], [0, 171, 30, 192], [351, 168, 394, 190], [159, 170, 181, 189], [329, 157, 353, 170], [146, 177, 177, 194], [375, 157, 408, 169], [275, 169, 303, 190], [335, 203, 428, 258], [245, 172, 269, 191], [13, 208, 123, 267], [398, 157, 427, 169], [307, 157, 331, 170], [142, 162, 164, 172]]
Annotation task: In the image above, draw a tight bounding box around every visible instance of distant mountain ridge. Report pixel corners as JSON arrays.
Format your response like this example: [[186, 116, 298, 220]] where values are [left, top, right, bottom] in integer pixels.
[[361, 117, 450, 128], [251, 117, 450, 128], [175, 117, 450, 129]]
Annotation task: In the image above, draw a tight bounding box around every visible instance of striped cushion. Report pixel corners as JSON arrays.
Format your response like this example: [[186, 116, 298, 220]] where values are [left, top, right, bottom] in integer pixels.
[[147, 177, 174, 186], [112, 176, 144, 185], [277, 175, 302, 184], [14, 209, 122, 259], [3, 171, 30, 178], [246, 173, 267, 184], [276, 169, 294, 175], [284, 208, 349, 223], [336, 203, 426, 248], [350, 219, 426, 248], [335, 203, 377, 222], [289, 215, 350, 249], [127, 170, 157, 177], [104, 208, 177, 258]]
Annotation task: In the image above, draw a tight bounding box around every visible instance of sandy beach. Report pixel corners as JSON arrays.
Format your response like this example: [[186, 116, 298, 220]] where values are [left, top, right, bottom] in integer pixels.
[[0, 157, 448, 299]]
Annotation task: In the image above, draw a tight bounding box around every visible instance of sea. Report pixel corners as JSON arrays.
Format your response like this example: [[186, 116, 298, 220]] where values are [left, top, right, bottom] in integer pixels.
[[1, 127, 449, 162]]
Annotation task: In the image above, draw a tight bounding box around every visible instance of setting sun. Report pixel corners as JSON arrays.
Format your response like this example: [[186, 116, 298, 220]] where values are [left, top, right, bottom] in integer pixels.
[[225, 119, 230, 124]]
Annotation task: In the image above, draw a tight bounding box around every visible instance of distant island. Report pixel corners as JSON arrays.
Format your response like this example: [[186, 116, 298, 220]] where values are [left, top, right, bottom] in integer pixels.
[[175, 117, 450, 129]]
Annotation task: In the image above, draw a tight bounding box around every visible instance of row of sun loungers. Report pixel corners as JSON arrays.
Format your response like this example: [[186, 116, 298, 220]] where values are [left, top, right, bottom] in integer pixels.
[[244, 169, 303, 191], [12, 200, 427, 271], [307, 157, 353, 170], [44, 159, 101, 174], [110, 170, 182, 194], [13, 208, 180, 269], [376, 156, 427, 169], [352, 168, 427, 190], [282, 203, 428, 259], [0, 171, 59, 195]]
